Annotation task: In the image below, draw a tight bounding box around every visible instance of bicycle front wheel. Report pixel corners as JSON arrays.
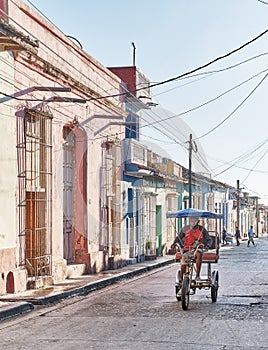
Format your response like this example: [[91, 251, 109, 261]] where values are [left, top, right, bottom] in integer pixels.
[[181, 275, 190, 310]]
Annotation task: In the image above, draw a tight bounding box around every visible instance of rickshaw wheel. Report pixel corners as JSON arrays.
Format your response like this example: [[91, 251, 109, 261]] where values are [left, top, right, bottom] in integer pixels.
[[175, 269, 182, 301], [211, 270, 219, 302], [181, 276, 190, 310], [175, 286, 181, 301]]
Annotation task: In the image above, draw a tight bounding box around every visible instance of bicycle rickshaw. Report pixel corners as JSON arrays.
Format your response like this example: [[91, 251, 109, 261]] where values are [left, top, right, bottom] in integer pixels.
[[167, 208, 222, 310]]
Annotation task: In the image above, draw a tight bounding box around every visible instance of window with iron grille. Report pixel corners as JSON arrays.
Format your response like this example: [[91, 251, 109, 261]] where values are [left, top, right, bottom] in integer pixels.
[[19, 109, 52, 277]]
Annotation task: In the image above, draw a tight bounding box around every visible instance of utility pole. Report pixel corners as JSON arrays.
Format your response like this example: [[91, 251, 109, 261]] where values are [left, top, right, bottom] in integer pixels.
[[236, 180, 240, 230], [256, 197, 259, 238], [189, 134, 193, 208]]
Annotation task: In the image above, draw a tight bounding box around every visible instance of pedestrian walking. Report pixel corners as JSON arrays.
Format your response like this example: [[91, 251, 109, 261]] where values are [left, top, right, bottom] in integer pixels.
[[222, 226, 227, 245], [247, 225, 256, 247], [235, 227, 241, 246]]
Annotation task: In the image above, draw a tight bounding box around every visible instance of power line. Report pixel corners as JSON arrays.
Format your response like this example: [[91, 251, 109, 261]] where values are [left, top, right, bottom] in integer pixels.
[[130, 66, 268, 173], [258, 0, 268, 5], [5, 1, 268, 159], [112, 66, 266, 155], [131, 63, 268, 156], [212, 142, 268, 173], [146, 28, 268, 90], [141, 133, 178, 144], [153, 51, 268, 98], [4, 4, 268, 105], [241, 148, 268, 184], [26, 0, 268, 97], [195, 72, 268, 140], [140, 68, 268, 129], [5, 1, 268, 181], [91, 67, 268, 171], [212, 138, 268, 177], [9, 0, 128, 108]]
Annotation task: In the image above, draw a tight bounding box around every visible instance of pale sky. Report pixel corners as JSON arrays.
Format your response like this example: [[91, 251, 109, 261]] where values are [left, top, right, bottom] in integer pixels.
[[27, 0, 268, 204]]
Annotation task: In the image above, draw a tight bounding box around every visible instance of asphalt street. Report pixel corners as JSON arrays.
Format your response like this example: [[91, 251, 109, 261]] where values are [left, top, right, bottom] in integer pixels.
[[0, 233, 267, 322]]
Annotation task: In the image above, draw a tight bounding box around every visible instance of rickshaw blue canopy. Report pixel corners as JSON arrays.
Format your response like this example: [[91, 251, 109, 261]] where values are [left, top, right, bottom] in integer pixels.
[[166, 208, 223, 219]]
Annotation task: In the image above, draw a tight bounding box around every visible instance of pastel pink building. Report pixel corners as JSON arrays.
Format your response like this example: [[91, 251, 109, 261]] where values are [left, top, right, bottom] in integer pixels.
[[0, 0, 128, 294]]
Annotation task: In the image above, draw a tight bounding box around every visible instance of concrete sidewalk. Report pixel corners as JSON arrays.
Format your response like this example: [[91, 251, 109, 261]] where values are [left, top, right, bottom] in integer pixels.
[[0, 255, 175, 322]]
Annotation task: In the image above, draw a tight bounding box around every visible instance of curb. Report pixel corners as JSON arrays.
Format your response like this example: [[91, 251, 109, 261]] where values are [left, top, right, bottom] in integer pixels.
[[0, 257, 174, 322], [30, 258, 174, 305], [0, 302, 34, 322]]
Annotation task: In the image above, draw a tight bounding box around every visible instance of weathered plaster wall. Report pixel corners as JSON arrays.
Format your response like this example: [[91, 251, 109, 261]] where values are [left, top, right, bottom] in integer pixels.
[[0, 51, 27, 294], [6, 0, 127, 281], [0, 51, 16, 249]]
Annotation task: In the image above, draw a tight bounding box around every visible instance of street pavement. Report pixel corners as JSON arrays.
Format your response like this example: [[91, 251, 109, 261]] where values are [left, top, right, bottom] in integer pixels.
[[0, 254, 174, 321], [0, 234, 267, 322]]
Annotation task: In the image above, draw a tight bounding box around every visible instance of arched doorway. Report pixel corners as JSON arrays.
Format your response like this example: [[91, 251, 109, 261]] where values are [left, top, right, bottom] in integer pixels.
[[63, 128, 75, 262], [6, 272, 15, 294], [63, 125, 88, 264]]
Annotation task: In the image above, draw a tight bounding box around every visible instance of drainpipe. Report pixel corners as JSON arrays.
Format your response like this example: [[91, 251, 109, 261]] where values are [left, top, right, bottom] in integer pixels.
[[132, 42, 136, 66]]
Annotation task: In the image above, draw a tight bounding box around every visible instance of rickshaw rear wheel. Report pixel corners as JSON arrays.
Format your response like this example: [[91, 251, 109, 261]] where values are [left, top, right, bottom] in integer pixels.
[[175, 269, 182, 301], [181, 276, 190, 310], [211, 270, 219, 302], [175, 286, 182, 301]]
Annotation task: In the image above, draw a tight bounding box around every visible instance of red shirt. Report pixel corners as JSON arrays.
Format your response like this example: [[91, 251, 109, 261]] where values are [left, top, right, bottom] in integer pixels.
[[184, 228, 204, 252]]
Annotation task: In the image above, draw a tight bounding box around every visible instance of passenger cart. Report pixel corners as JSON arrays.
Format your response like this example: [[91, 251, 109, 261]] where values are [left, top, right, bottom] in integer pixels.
[[167, 208, 222, 310]]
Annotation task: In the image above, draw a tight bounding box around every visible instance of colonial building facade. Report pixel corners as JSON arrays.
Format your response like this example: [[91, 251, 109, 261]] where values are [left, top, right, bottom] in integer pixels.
[[0, 0, 265, 296], [0, 0, 130, 293]]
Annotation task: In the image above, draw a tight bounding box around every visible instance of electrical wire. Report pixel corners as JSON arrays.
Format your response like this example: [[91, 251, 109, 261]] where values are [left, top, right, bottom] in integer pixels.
[[241, 148, 268, 183], [242, 183, 262, 197], [4, 1, 265, 154], [146, 28, 268, 90], [9, 0, 127, 109], [6, 2, 268, 103], [25, 0, 64, 32], [140, 106, 189, 147], [139, 68, 268, 131], [141, 133, 178, 144], [8, 0, 268, 155], [58, 64, 268, 148], [10, 54, 268, 174], [3, 1, 268, 182], [195, 72, 268, 140], [134, 67, 268, 169], [18, 2, 268, 201], [212, 138, 268, 177], [153, 52, 268, 98], [85, 64, 268, 172], [212, 139, 268, 173], [25, 0, 268, 95], [258, 0, 268, 5], [133, 66, 268, 172], [0, 48, 125, 140]]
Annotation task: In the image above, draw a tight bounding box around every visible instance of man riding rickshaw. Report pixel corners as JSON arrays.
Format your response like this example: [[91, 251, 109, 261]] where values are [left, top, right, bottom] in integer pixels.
[[167, 208, 222, 310]]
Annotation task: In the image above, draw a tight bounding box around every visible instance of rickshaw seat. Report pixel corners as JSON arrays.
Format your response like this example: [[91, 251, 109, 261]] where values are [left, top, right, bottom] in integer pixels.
[[202, 252, 219, 263], [175, 251, 219, 263]]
